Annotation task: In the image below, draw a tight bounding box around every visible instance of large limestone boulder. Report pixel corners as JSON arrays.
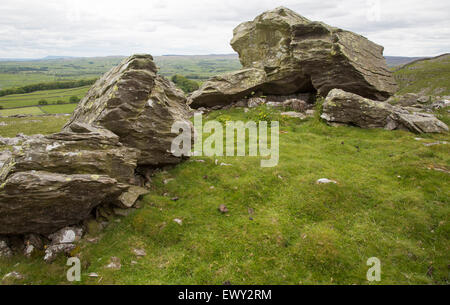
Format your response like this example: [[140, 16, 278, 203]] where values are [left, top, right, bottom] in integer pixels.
[[0, 171, 126, 235], [231, 7, 396, 100], [0, 124, 140, 234], [188, 69, 266, 108], [65, 54, 192, 166], [189, 7, 396, 108], [1, 123, 139, 184], [321, 89, 448, 133], [0, 54, 189, 235]]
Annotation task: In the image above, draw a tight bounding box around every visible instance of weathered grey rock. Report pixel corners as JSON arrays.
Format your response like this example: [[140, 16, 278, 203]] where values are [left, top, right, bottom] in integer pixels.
[[2, 271, 24, 281], [105, 256, 121, 270], [389, 110, 449, 133], [388, 93, 431, 107], [24, 233, 43, 257], [0, 55, 191, 239], [0, 171, 127, 235], [65, 54, 192, 166], [431, 99, 450, 110], [316, 178, 338, 184], [321, 89, 448, 133], [0, 134, 42, 147], [306, 109, 316, 117], [188, 69, 266, 108], [231, 7, 396, 100], [48, 227, 83, 245], [116, 186, 149, 208], [0, 123, 143, 235], [0, 150, 11, 168], [283, 99, 308, 112], [44, 243, 76, 263], [281, 112, 307, 119], [133, 248, 147, 257], [247, 97, 265, 108], [0, 238, 12, 258], [189, 7, 396, 108], [1, 123, 139, 184]]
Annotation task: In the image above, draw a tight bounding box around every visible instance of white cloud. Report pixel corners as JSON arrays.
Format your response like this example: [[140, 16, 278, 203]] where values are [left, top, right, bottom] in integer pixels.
[[0, 0, 448, 58]]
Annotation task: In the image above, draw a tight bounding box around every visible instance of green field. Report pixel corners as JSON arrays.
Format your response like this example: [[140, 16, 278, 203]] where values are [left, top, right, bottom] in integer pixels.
[[0, 86, 89, 109], [0, 57, 124, 90], [0, 54, 448, 285], [0, 105, 449, 285], [154, 55, 241, 81], [40, 104, 78, 114], [394, 54, 450, 96], [0, 115, 69, 137], [0, 106, 44, 116], [0, 55, 242, 91]]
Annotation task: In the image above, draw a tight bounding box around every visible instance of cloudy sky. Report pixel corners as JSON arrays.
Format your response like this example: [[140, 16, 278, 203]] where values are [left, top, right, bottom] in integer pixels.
[[0, 0, 449, 58]]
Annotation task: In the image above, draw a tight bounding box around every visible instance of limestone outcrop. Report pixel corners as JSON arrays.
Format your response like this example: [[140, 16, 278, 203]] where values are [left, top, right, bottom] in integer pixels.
[[65, 54, 192, 166], [189, 7, 396, 108], [321, 89, 449, 133], [0, 54, 192, 235]]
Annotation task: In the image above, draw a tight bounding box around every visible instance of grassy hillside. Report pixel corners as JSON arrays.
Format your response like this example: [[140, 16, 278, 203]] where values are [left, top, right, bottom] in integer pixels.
[[0, 106, 448, 285], [394, 54, 450, 96], [0, 86, 89, 109]]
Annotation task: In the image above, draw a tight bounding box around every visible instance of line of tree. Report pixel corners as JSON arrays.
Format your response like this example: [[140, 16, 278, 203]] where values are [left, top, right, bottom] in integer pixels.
[[0, 78, 97, 97], [171, 74, 200, 94]]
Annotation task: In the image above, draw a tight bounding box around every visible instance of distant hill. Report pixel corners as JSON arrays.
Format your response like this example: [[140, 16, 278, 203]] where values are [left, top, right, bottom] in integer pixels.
[[393, 53, 450, 96], [384, 56, 427, 68]]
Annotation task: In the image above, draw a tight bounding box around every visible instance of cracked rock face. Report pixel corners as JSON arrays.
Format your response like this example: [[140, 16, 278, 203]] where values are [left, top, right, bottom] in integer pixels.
[[321, 89, 449, 133], [189, 7, 396, 108], [65, 54, 192, 166], [0, 54, 190, 236]]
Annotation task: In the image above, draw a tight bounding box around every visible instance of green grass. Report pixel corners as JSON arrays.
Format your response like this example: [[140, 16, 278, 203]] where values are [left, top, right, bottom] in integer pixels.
[[0, 86, 89, 109], [0, 107, 44, 116], [0, 116, 69, 137], [40, 104, 78, 114], [0, 107, 448, 285], [394, 54, 450, 96]]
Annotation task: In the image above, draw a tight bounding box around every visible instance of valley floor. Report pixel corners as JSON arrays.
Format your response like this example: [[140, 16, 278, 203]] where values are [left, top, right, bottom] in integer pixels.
[[0, 107, 449, 284]]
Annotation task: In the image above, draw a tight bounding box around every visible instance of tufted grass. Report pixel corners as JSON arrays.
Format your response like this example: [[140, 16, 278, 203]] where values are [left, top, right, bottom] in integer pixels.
[[0, 106, 448, 285]]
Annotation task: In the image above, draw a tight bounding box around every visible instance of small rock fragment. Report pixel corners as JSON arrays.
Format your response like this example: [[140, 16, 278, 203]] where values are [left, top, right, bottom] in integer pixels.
[[281, 112, 307, 119], [133, 248, 147, 257], [44, 244, 76, 263], [219, 204, 229, 214], [0, 239, 13, 258], [105, 257, 121, 270], [2, 271, 24, 281], [163, 178, 174, 184], [48, 227, 83, 245], [24, 245, 35, 257], [316, 178, 337, 184]]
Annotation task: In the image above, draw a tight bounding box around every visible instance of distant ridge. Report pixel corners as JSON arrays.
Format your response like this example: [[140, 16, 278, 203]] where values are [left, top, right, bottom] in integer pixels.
[[384, 56, 428, 67], [394, 53, 450, 70]]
